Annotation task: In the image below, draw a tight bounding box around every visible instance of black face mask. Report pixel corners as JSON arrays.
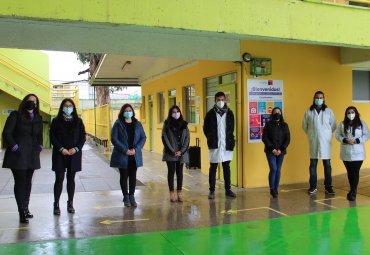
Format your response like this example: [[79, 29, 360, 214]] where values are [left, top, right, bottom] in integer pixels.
[[25, 100, 37, 111], [272, 113, 281, 121]]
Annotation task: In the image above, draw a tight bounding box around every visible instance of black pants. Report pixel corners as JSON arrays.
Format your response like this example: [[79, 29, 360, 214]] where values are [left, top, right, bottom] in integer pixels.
[[166, 161, 184, 191], [343, 161, 363, 192], [54, 169, 76, 203], [11, 169, 34, 212], [309, 159, 332, 188], [119, 159, 137, 195], [209, 161, 231, 192]]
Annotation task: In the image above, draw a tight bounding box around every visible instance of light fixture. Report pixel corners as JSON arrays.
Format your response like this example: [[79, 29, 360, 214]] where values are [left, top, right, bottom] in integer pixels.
[[242, 52, 252, 62], [121, 60, 132, 72]]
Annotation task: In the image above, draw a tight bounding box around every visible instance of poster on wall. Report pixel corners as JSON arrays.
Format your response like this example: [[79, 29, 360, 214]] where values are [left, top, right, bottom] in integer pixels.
[[247, 79, 283, 143]]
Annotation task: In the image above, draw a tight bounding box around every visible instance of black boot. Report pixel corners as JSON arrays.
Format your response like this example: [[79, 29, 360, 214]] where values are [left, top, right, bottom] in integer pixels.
[[129, 195, 137, 207], [53, 202, 61, 215], [25, 208, 33, 218], [19, 209, 29, 224], [67, 201, 75, 213], [123, 195, 131, 207], [270, 189, 277, 198], [347, 190, 356, 201]]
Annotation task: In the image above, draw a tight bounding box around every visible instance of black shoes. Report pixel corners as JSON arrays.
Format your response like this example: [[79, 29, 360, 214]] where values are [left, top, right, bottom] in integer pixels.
[[123, 195, 131, 207], [129, 195, 137, 207], [19, 210, 29, 224], [225, 190, 236, 198], [25, 208, 33, 218], [325, 186, 335, 195], [270, 189, 278, 198], [67, 201, 75, 213], [53, 202, 61, 215], [208, 192, 215, 200], [347, 190, 356, 201]]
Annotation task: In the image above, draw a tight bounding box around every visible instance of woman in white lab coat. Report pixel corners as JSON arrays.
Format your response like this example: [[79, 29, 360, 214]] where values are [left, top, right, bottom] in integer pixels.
[[302, 91, 336, 195], [335, 106, 369, 201]]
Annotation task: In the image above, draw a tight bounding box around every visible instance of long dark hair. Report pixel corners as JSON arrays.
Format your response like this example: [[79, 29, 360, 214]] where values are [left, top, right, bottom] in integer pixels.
[[343, 106, 362, 136], [271, 107, 285, 123], [309, 91, 328, 111], [18, 94, 40, 122], [166, 105, 186, 128], [118, 104, 137, 122], [57, 98, 79, 125]]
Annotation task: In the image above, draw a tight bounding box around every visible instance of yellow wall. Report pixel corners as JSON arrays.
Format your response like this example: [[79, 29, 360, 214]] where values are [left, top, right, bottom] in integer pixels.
[[142, 39, 369, 188], [239, 40, 365, 188], [141, 61, 236, 170]]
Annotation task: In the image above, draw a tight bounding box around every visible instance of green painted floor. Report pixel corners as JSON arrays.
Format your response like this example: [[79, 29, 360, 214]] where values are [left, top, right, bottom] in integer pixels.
[[0, 205, 368, 255]]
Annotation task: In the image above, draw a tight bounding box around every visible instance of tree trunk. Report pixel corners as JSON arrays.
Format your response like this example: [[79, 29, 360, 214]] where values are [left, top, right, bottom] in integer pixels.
[[96, 86, 110, 106]]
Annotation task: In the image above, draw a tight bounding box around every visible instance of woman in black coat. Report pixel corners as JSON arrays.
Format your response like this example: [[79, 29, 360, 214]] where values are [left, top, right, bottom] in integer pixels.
[[50, 98, 86, 215], [2, 94, 43, 223], [262, 107, 290, 198]]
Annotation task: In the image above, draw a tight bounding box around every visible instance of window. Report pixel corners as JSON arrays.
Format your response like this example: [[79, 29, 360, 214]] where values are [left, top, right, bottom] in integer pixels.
[[168, 89, 176, 108], [353, 70, 370, 101], [141, 96, 146, 120], [183, 85, 196, 124], [205, 73, 236, 112], [158, 92, 165, 123]]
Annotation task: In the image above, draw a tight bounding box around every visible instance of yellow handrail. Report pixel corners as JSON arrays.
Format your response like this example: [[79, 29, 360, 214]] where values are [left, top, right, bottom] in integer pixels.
[[0, 54, 51, 91], [0, 74, 51, 106]]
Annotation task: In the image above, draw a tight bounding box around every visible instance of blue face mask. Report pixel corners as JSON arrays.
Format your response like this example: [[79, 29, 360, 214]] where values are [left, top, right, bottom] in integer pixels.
[[63, 107, 74, 116], [123, 112, 133, 119], [314, 98, 323, 106]]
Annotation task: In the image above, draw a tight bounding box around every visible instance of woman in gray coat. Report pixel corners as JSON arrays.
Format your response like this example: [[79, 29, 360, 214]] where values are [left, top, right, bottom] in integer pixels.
[[162, 105, 190, 202]]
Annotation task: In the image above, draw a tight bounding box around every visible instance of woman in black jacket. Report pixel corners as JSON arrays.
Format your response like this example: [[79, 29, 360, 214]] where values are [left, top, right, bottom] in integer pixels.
[[162, 105, 190, 202], [262, 107, 290, 198], [2, 94, 43, 223], [50, 98, 86, 215]]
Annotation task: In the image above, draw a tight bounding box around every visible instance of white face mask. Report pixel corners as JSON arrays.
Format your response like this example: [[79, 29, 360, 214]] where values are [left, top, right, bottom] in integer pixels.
[[172, 112, 181, 120], [216, 100, 225, 109], [347, 113, 355, 121]]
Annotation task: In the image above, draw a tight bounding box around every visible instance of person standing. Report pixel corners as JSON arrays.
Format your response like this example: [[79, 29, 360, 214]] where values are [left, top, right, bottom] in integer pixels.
[[162, 105, 190, 202], [302, 91, 336, 195], [50, 98, 86, 215], [110, 104, 146, 207], [203, 91, 236, 199], [335, 106, 369, 201], [262, 107, 290, 198], [2, 94, 43, 223]]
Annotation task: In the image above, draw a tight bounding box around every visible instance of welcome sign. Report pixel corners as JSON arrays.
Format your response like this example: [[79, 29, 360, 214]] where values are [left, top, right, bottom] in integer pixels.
[[247, 79, 284, 143]]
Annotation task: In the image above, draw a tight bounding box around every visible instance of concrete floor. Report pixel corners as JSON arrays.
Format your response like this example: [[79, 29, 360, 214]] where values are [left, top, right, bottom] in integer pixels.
[[1, 142, 370, 247]]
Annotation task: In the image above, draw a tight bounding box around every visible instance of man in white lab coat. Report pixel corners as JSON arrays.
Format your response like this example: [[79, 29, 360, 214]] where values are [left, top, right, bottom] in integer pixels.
[[302, 91, 337, 195], [203, 92, 236, 199]]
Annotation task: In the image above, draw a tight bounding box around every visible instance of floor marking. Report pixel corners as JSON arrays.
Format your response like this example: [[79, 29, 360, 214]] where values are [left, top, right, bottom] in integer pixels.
[[221, 206, 288, 216], [183, 172, 193, 177], [360, 174, 370, 179], [100, 218, 149, 225], [142, 167, 151, 172], [95, 205, 125, 210], [314, 196, 345, 202], [315, 201, 337, 209], [157, 175, 167, 180], [280, 188, 307, 193], [182, 187, 190, 191], [0, 227, 29, 231]]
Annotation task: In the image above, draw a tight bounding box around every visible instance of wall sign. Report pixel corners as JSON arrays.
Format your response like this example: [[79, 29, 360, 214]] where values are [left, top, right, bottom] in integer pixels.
[[247, 79, 283, 143]]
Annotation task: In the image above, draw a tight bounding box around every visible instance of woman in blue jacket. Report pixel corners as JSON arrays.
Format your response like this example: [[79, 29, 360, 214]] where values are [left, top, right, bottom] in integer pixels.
[[110, 104, 146, 207]]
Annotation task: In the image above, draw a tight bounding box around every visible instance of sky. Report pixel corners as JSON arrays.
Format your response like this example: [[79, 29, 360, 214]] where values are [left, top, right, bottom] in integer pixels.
[[43, 51, 141, 96]]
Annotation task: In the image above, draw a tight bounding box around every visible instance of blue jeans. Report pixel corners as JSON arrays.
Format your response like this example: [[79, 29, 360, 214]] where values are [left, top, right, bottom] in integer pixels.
[[309, 159, 332, 189], [266, 153, 285, 190]]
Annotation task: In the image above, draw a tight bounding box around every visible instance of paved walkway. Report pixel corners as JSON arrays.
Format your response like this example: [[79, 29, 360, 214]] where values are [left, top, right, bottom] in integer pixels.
[[0, 142, 370, 252]]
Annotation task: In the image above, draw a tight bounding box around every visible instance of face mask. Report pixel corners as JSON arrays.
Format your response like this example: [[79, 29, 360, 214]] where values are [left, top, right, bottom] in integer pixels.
[[273, 113, 281, 120], [123, 112, 133, 119], [347, 113, 355, 121], [314, 98, 323, 106], [172, 112, 181, 120], [63, 107, 74, 116], [216, 101, 225, 109], [25, 100, 36, 111]]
